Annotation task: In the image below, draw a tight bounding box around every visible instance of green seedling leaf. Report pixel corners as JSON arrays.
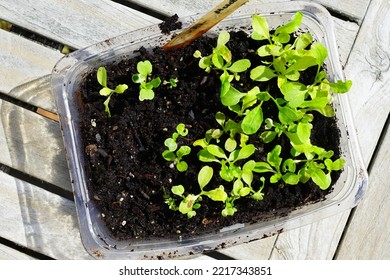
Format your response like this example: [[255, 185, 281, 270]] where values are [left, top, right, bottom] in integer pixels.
[[162, 150, 176, 161], [225, 137, 237, 153], [217, 30, 230, 47], [198, 165, 214, 190], [295, 33, 313, 50], [253, 161, 275, 173], [251, 14, 270, 41], [282, 172, 300, 185], [176, 161, 188, 172], [267, 145, 282, 170], [197, 149, 219, 163], [280, 81, 307, 108], [250, 66, 277, 82], [179, 194, 198, 215], [228, 59, 251, 73], [260, 131, 278, 143], [230, 144, 256, 162], [113, 84, 128, 94], [220, 82, 245, 106], [149, 77, 162, 88], [325, 158, 345, 171], [220, 162, 235, 182], [241, 104, 263, 135], [278, 106, 299, 124], [176, 123, 188, 136], [309, 42, 328, 66], [212, 53, 225, 69], [297, 122, 312, 144], [99, 87, 112, 96], [164, 138, 177, 152], [282, 158, 296, 173], [97, 67, 107, 87], [172, 185, 185, 196], [137, 60, 153, 77], [177, 146, 191, 158], [275, 12, 302, 35], [139, 88, 155, 101], [207, 145, 227, 159], [204, 186, 227, 202], [311, 168, 332, 190], [103, 96, 112, 117], [287, 56, 318, 73], [329, 80, 352, 93]]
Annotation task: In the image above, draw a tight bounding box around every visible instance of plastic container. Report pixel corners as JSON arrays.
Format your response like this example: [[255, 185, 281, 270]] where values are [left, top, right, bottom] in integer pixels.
[[52, 1, 368, 259]]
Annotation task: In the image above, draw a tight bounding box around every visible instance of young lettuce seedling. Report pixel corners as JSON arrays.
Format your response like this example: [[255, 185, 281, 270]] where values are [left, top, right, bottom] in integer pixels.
[[97, 66, 128, 117], [168, 165, 228, 218], [162, 123, 191, 172], [132, 60, 161, 101]]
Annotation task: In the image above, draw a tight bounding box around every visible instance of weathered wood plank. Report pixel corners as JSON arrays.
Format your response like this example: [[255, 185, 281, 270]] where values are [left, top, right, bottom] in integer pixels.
[[0, 171, 92, 259], [127, 0, 370, 22], [335, 125, 390, 259], [219, 235, 277, 259], [344, 0, 390, 166], [0, 0, 160, 49], [269, 212, 350, 259], [0, 244, 35, 260], [270, 0, 390, 260], [0, 99, 71, 191], [0, 29, 62, 110]]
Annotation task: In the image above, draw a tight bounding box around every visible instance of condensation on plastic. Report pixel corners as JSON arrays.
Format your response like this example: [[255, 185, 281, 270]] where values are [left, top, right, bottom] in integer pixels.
[[52, 1, 368, 259]]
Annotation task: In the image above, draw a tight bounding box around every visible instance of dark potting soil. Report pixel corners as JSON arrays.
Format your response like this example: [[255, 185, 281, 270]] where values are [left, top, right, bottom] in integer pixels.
[[78, 26, 342, 241]]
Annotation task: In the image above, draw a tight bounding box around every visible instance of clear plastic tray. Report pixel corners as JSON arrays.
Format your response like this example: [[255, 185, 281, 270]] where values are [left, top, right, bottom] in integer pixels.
[[52, 1, 368, 259]]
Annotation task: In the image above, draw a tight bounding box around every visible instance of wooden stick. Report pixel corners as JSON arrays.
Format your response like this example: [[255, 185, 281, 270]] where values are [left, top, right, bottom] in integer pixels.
[[163, 0, 249, 51]]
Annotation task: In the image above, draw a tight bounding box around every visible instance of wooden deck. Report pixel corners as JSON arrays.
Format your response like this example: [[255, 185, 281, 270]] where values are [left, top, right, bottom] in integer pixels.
[[0, 0, 388, 260]]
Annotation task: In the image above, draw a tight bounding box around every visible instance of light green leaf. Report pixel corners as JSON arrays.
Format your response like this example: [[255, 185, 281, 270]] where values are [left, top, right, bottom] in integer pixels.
[[137, 60, 152, 77], [103, 96, 112, 117], [295, 33, 313, 50], [280, 81, 307, 108], [97, 67, 107, 87], [220, 83, 245, 106], [164, 138, 177, 152], [250, 66, 277, 82], [267, 145, 282, 169], [228, 59, 251, 73], [278, 106, 299, 124], [176, 161, 188, 172], [231, 144, 256, 162], [309, 42, 328, 66], [177, 146, 191, 158], [260, 131, 278, 143], [225, 138, 237, 153], [311, 168, 331, 190], [198, 165, 214, 189], [282, 173, 300, 185], [162, 150, 176, 161], [204, 187, 227, 202], [297, 122, 312, 144], [251, 14, 270, 41], [241, 104, 263, 135], [99, 87, 112, 97], [275, 12, 302, 35], [139, 88, 155, 101], [253, 162, 274, 173], [172, 185, 184, 196], [207, 145, 227, 159], [197, 149, 219, 163], [113, 84, 128, 94], [330, 80, 352, 93], [287, 56, 318, 72], [217, 30, 230, 47]]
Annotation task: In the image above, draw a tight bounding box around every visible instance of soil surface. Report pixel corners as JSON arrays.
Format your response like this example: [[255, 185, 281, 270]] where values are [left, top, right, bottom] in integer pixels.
[[78, 20, 342, 241]]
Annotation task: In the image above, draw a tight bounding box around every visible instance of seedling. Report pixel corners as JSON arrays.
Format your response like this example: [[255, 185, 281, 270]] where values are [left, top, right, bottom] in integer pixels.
[[97, 66, 128, 117], [167, 165, 228, 218], [162, 123, 191, 172], [132, 60, 161, 101]]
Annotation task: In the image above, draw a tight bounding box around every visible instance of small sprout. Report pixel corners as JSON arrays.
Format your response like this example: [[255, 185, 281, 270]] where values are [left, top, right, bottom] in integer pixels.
[[97, 66, 128, 117], [162, 123, 191, 172], [132, 60, 161, 101]]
